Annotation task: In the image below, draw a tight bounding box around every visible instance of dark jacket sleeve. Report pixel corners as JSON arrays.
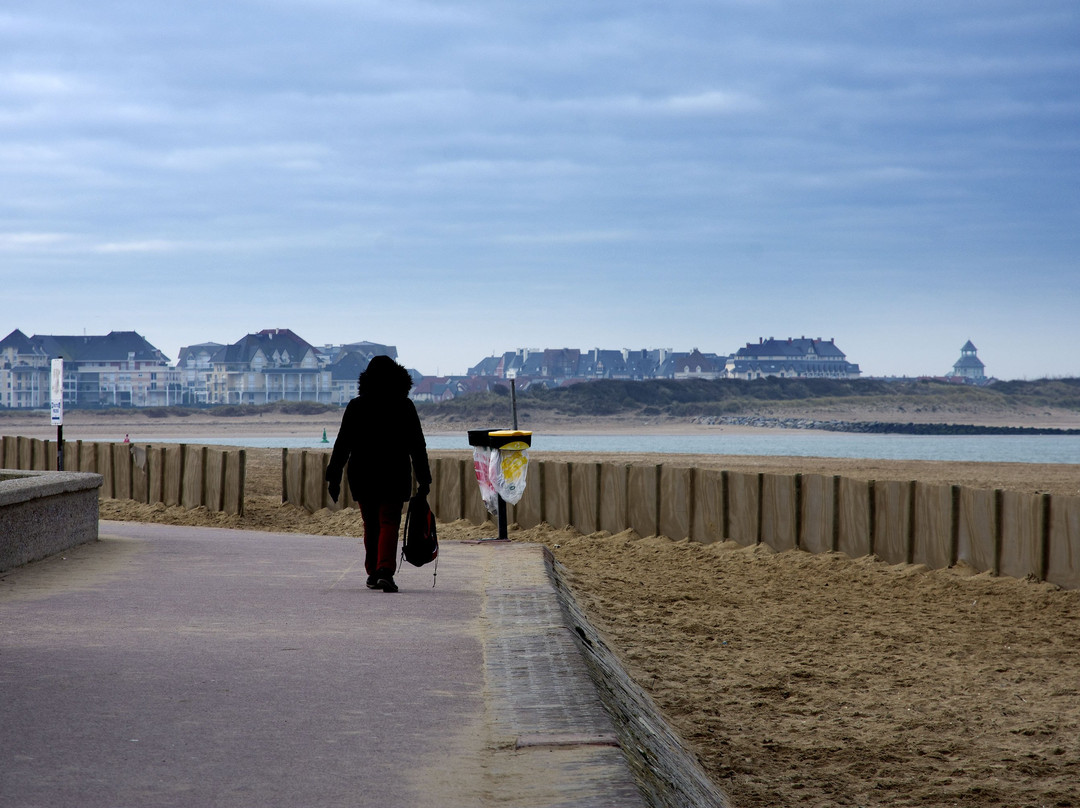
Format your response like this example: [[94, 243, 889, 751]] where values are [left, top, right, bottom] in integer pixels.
[[405, 399, 431, 488], [325, 400, 356, 486]]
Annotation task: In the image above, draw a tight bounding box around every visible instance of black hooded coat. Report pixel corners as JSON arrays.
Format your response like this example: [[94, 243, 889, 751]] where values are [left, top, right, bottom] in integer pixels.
[[325, 357, 431, 504]]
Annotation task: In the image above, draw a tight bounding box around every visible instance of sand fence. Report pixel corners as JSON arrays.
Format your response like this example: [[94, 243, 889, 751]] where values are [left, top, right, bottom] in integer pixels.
[[284, 449, 1080, 590], [6, 435, 1075, 590], [1, 435, 244, 516]]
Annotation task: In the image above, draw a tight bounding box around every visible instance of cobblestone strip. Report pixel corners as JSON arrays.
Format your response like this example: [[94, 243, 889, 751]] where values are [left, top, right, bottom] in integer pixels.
[[481, 542, 648, 807]]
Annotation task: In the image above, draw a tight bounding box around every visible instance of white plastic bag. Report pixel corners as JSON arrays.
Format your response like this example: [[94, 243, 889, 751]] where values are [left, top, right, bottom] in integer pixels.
[[472, 447, 500, 515], [493, 446, 529, 505]]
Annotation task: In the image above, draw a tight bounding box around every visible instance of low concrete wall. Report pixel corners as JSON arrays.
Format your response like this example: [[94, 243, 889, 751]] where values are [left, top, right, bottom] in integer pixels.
[[0, 470, 103, 572]]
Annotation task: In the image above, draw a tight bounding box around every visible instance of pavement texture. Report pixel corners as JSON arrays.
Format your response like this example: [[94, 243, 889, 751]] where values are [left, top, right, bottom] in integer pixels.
[[0, 522, 649, 808]]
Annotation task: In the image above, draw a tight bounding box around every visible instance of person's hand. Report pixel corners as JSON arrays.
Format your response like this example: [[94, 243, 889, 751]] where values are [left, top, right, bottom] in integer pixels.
[[417, 482, 430, 499], [328, 480, 340, 503]]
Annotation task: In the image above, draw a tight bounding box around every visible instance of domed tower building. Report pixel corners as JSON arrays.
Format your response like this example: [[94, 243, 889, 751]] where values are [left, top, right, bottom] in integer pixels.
[[951, 340, 986, 384]]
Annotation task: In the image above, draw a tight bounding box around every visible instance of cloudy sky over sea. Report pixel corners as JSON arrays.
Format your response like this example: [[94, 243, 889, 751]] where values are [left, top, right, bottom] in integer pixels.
[[2, 1, 1078, 379]]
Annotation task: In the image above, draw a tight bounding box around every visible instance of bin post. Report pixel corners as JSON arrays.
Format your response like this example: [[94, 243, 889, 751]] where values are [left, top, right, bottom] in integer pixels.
[[497, 496, 509, 540]]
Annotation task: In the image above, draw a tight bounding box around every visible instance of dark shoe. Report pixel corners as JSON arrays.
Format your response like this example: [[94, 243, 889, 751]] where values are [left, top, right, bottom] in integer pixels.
[[366, 575, 379, 589], [376, 576, 399, 593]]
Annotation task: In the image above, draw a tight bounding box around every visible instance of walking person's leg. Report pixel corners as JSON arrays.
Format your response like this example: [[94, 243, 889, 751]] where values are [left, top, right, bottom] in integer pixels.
[[359, 501, 382, 587], [374, 501, 403, 590]]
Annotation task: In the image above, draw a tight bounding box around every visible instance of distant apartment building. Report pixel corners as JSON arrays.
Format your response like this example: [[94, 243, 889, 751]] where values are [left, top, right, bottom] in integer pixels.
[[724, 337, 861, 380], [0, 329, 47, 409], [470, 347, 675, 383], [173, 329, 329, 405], [174, 332, 398, 405], [0, 329, 178, 409], [465, 339, 859, 386], [174, 342, 223, 405], [665, 349, 727, 380]]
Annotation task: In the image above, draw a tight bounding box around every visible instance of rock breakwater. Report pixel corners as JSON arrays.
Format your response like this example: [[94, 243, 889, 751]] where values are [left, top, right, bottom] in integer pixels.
[[693, 416, 1080, 436]]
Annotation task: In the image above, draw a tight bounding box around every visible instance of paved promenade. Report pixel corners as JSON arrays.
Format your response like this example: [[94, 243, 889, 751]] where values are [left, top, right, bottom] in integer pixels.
[[0, 522, 647, 808]]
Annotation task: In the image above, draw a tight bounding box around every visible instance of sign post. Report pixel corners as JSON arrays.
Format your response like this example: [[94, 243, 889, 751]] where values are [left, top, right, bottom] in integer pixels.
[[51, 358, 64, 470]]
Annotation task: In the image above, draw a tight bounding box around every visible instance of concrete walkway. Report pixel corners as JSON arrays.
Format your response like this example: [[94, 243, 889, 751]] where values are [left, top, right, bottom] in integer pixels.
[[0, 522, 646, 808]]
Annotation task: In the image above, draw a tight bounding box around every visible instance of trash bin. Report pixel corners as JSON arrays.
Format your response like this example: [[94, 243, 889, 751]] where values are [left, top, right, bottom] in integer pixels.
[[468, 429, 532, 540]]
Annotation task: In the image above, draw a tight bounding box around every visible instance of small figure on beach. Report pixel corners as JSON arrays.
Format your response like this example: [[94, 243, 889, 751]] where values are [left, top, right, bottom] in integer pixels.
[[325, 356, 431, 593], [123, 434, 130, 443]]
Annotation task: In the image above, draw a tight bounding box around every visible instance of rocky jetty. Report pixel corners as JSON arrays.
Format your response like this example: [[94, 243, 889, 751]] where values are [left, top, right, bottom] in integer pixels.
[[693, 415, 1080, 436]]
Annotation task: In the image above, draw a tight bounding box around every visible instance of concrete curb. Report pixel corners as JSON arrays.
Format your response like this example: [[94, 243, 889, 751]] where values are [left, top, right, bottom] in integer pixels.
[[478, 541, 648, 806], [544, 550, 731, 808]]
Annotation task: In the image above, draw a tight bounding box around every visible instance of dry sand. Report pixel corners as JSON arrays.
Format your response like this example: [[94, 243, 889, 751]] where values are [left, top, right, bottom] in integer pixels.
[[7, 409, 1080, 806]]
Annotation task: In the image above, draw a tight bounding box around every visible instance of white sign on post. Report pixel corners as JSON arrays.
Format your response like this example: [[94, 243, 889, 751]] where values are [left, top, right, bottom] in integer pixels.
[[51, 358, 64, 426]]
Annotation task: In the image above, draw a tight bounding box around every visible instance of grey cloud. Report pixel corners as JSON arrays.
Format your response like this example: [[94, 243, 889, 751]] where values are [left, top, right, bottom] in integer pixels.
[[2, 1, 1077, 379]]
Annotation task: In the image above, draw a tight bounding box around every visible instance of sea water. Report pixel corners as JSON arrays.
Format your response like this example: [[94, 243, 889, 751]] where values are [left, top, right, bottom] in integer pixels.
[[148, 432, 1080, 464]]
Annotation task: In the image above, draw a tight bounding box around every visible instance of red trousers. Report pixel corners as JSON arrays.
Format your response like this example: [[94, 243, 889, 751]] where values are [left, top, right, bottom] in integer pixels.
[[360, 501, 403, 576]]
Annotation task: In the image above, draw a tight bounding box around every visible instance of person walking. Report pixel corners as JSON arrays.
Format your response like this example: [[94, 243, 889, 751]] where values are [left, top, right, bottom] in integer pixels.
[[325, 356, 431, 592]]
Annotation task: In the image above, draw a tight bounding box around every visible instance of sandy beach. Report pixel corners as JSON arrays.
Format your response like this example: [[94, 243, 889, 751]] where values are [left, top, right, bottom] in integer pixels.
[[5, 396, 1080, 442], [6, 408, 1080, 806]]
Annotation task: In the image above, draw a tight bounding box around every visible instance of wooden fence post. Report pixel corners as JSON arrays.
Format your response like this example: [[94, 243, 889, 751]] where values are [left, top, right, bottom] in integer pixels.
[[1040, 493, 1052, 582], [281, 448, 289, 503], [993, 489, 1004, 577]]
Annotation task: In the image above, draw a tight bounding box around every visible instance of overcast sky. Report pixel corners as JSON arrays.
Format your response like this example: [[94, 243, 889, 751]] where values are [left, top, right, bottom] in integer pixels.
[[2, 1, 1077, 379]]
